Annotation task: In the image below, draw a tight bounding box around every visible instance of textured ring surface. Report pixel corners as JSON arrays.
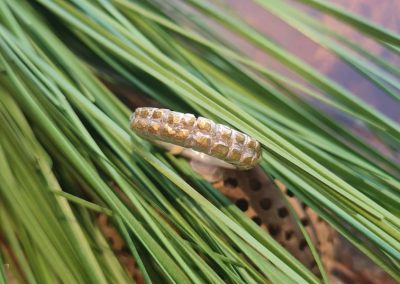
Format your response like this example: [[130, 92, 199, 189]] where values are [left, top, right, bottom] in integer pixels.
[[130, 107, 262, 170]]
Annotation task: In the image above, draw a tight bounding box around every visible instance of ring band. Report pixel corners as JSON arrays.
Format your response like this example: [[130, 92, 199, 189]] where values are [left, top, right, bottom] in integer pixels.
[[130, 108, 262, 170]]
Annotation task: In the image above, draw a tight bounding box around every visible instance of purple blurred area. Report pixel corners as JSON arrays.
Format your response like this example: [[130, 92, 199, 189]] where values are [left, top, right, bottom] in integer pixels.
[[226, 0, 400, 122]]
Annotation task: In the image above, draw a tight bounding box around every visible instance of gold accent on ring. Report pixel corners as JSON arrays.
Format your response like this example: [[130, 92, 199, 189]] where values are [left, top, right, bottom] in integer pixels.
[[130, 108, 262, 170]]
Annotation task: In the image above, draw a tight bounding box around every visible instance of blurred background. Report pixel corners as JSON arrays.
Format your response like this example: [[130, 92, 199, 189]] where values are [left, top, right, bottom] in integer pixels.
[[228, 0, 400, 121]]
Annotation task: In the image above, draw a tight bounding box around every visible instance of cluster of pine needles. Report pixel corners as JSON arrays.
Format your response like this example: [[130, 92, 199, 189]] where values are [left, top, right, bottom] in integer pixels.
[[0, 0, 399, 283]]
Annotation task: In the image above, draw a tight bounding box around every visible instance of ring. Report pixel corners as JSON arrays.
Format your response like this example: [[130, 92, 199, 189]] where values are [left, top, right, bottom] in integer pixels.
[[130, 107, 262, 170]]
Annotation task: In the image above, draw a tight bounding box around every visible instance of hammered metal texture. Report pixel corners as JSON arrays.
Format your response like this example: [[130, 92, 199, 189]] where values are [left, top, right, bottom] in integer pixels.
[[130, 107, 262, 169]]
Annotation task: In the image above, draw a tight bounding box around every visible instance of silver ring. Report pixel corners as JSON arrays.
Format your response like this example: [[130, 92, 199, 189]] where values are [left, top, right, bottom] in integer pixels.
[[130, 108, 262, 170]]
